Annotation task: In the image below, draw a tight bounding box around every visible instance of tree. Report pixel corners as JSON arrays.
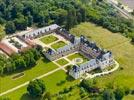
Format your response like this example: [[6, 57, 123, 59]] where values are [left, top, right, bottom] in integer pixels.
[[14, 14, 27, 30], [5, 21, 16, 34], [103, 89, 115, 100], [132, 10, 134, 15], [27, 13, 33, 27], [124, 87, 130, 95], [114, 87, 125, 100], [27, 79, 46, 97], [66, 8, 78, 30], [0, 25, 5, 40], [131, 37, 134, 43]]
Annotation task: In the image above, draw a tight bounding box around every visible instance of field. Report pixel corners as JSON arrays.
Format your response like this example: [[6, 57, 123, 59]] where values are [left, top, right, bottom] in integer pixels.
[[40, 35, 58, 44], [0, 57, 58, 93], [51, 41, 66, 50], [70, 22, 134, 99], [4, 70, 80, 100]]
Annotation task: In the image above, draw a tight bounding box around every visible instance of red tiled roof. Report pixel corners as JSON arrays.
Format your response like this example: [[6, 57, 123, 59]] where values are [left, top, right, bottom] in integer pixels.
[[0, 43, 15, 56]]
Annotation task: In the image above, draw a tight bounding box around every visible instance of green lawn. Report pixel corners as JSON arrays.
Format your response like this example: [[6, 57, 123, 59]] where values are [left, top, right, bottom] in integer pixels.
[[40, 35, 58, 44], [0, 57, 58, 93], [56, 58, 69, 66], [3, 70, 80, 100], [70, 22, 134, 90], [67, 53, 89, 64], [51, 41, 67, 50]]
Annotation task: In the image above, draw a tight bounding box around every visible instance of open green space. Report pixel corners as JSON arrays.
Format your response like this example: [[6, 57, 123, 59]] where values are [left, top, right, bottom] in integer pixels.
[[0, 57, 58, 93], [67, 53, 89, 64], [51, 41, 67, 50], [70, 22, 134, 90], [56, 58, 69, 66], [4, 70, 80, 100], [40, 35, 58, 44]]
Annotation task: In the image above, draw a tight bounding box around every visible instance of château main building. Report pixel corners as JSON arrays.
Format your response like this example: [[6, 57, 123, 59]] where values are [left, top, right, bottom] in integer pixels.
[[20, 24, 115, 79]]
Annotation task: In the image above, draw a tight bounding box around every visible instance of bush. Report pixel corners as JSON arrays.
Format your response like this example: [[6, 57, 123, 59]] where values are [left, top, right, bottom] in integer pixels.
[[131, 90, 134, 95]]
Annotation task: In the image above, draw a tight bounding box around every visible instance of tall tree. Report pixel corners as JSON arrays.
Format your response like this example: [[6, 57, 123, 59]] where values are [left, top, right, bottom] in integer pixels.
[[27, 79, 46, 97], [114, 87, 125, 100], [5, 21, 16, 34], [66, 8, 78, 30], [103, 89, 115, 100]]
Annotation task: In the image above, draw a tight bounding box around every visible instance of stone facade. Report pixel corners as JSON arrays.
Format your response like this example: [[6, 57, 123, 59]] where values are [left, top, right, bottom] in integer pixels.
[[20, 24, 115, 79]]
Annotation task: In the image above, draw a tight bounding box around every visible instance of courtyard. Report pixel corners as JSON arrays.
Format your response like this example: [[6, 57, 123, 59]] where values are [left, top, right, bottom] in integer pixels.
[[40, 34, 58, 44], [51, 41, 67, 50], [67, 53, 89, 65], [0, 23, 124, 99]]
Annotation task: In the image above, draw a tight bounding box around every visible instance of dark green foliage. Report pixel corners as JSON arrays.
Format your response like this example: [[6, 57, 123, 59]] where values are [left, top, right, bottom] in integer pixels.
[[114, 87, 125, 100], [0, 48, 41, 75], [43, 92, 51, 100], [0, 0, 133, 38], [124, 87, 130, 95], [131, 37, 134, 43], [27, 79, 46, 97], [5, 21, 16, 34], [103, 89, 115, 100], [80, 79, 99, 93]]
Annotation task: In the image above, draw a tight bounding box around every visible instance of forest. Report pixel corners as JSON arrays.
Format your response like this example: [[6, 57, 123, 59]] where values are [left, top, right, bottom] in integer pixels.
[[0, 0, 133, 38]]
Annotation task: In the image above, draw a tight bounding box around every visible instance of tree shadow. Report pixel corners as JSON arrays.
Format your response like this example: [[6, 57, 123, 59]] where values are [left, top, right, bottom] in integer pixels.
[[66, 75, 75, 82], [41, 56, 51, 63], [1, 66, 33, 78], [20, 93, 40, 100]]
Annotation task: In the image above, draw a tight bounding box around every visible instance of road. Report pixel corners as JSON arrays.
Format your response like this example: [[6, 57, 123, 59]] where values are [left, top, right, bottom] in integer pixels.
[[106, 0, 133, 19]]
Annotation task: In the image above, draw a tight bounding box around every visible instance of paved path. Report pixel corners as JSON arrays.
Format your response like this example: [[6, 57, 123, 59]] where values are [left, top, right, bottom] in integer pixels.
[[0, 52, 78, 96], [85, 60, 119, 79]]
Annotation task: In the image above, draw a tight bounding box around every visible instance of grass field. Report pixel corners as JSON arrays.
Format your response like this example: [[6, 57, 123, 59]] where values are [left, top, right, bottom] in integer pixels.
[[56, 58, 69, 66], [1, 22, 134, 100], [51, 41, 66, 50], [67, 53, 89, 64], [40, 35, 58, 44], [0, 57, 58, 93], [3, 70, 80, 100], [70, 22, 134, 90]]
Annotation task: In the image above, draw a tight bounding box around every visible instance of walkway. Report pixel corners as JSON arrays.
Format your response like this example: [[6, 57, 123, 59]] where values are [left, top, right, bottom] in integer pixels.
[[0, 51, 79, 96], [85, 60, 119, 79]]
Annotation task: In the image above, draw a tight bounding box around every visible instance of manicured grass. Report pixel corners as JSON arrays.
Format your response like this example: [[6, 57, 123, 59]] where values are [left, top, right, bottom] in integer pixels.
[[42, 70, 79, 94], [123, 94, 134, 100], [56, 58, 69, 66], [70, 22, 134, 90], [51, 41, 66, 50], [4, 70, 80, 100], [40, 35, 58, 44], [67, 53, 89, 64], [0, 57, 58, 93]]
